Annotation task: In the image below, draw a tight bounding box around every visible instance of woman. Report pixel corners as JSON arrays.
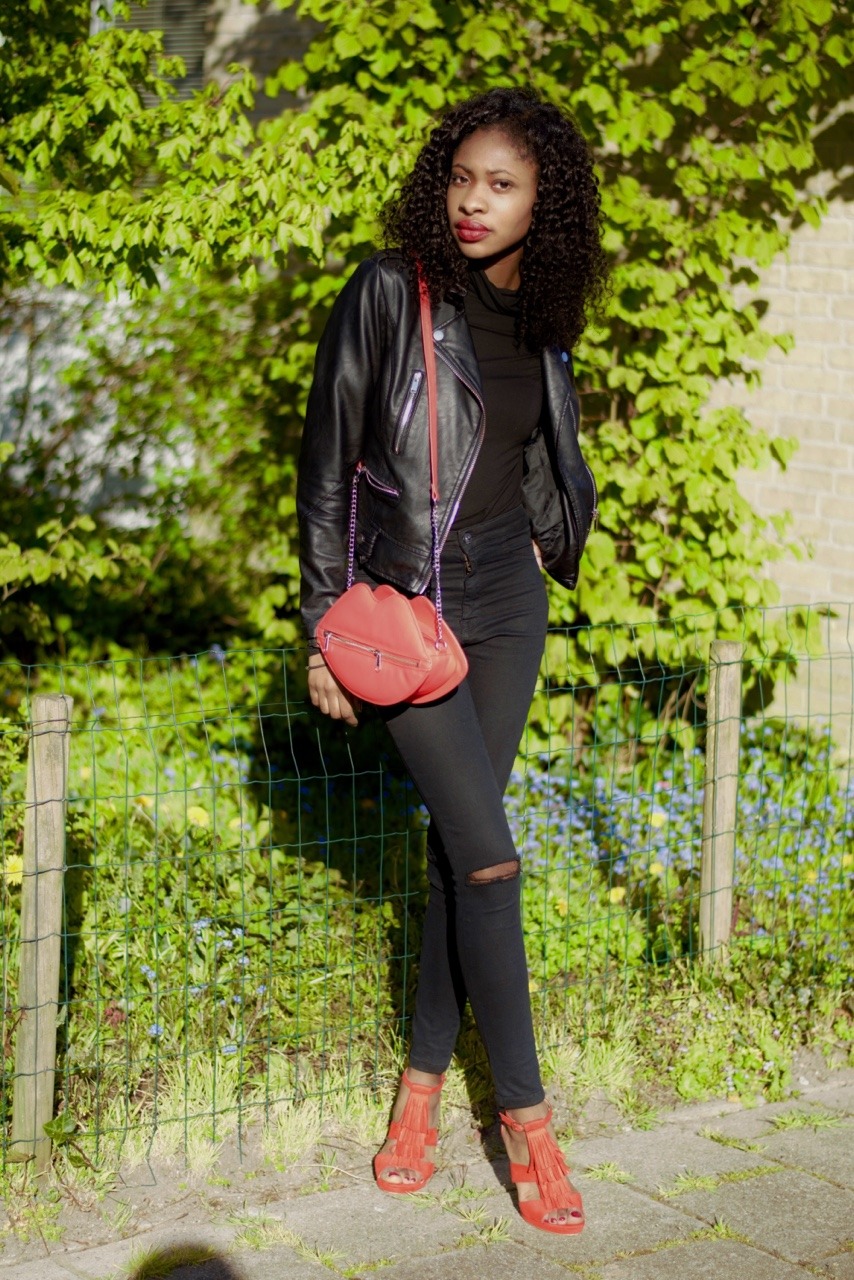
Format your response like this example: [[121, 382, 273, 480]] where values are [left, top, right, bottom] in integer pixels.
[[297, 86, 606, 1234]]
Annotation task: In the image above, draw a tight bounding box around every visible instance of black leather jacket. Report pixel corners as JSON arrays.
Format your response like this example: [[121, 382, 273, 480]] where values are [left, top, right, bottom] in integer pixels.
[[297, 251, 598, 644]]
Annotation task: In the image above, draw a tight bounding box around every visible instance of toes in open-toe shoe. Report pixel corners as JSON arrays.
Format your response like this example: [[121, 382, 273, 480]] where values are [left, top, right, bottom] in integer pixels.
[[374, 1071, 444, 1194], [499, 1106, 585, 1235]]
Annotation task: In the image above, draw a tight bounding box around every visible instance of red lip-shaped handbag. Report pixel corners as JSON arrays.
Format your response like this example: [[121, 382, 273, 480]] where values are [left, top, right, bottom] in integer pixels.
[[315, 271, 468, 707]]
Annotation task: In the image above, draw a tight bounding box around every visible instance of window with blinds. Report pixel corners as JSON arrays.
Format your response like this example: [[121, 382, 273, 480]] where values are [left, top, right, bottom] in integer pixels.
[[92, 0, 210, 99]]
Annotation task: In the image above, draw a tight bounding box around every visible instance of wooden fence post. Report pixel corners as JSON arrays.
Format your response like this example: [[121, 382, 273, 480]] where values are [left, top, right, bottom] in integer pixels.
[[700, 641, 743, 961], [11, 693, 73, 1173]]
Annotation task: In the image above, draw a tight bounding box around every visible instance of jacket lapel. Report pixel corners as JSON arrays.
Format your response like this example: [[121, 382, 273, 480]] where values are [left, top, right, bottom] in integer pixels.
[[429, 301, 484, 403]]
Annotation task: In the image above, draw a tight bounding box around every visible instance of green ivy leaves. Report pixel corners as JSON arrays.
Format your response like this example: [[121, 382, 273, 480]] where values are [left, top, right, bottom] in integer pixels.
[[1, 0, 851, 688]]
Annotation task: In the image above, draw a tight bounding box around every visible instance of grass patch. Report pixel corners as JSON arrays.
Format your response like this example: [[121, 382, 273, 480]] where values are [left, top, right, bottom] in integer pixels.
[[123, 1244, 220, 1279], [717, 1164, 784, 1184], [658, 1170, 718, 1197], [342, 1263, 396, 1277], [227, 1209, 302, 1252], [660, 1164, 783, 1197], [689, 1219, 751, 1243], [698, 1126, 765, 1153], [770, 1107, 844, 1132], [583, 1161, 634, 1183], [454, 1218, 510, 1247]]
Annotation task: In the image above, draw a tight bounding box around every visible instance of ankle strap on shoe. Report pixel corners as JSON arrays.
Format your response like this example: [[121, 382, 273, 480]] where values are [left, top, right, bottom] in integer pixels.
[[402, 1070, 445, 1095], [499, 1104, 553, 1134]]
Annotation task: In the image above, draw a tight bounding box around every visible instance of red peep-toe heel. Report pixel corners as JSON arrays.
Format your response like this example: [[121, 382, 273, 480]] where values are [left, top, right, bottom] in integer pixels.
[[499, 1106, 585, 1235], [374, 1070, 445, 1194]]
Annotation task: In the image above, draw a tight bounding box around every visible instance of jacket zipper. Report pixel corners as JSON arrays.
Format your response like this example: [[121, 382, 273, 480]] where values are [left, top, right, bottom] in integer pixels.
[[321, 630, 426, 670], [392, 370, 424, 455], [434, 349, 486, 543], [361, 466, 401, 497], [584, 463, 599, 528]]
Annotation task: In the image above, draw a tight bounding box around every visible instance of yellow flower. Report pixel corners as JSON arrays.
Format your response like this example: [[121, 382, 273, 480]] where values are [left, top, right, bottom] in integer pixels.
[[802, 868, 818, 885], [555, 898, 568, 919], [609, 885, 626, 905], [649, 810, 667, 829], [136, 794, 154, 808], [842, 854, 853, 870], [649, 861, 665, 877], [3, 854, 24, 887], [187, 806, 210, 828], [228, 816, 243, 832]]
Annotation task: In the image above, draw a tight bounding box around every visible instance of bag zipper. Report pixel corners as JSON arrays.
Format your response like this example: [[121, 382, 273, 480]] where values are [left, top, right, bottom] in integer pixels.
[[321, 631, 427, 670], [392, 371, 424, 455]]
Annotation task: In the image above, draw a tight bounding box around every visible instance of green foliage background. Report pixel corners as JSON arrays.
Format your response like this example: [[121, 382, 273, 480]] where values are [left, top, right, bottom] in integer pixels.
[[1, 0, 852, 695]]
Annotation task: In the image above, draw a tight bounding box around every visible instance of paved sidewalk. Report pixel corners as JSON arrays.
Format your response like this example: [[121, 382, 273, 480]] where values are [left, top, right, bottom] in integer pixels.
[[3, 1072, 853, 1280]]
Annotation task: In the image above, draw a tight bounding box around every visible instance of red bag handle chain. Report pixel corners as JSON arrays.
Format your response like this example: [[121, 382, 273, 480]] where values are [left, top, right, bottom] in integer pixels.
[[345, 266, 447, 649]]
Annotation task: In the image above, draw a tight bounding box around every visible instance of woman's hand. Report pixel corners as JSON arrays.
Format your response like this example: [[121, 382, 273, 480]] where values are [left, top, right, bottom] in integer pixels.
[[307, 654, 362, 727], [532, 540, 543, 569]]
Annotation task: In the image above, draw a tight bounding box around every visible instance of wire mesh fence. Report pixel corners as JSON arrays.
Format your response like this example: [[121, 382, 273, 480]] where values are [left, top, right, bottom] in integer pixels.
[[1, 603, 852, 1166]]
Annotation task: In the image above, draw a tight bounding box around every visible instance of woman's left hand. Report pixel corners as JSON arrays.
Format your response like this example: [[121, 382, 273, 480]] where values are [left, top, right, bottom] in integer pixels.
[[307, 654, 363, 726]]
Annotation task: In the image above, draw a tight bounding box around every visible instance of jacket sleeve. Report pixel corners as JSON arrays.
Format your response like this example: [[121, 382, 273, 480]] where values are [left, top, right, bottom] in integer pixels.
[[296, 258, 389, 645]]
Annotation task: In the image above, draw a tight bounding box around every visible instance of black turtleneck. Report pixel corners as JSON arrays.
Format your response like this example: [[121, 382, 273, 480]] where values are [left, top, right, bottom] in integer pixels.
[[453, 266, 543, 529]]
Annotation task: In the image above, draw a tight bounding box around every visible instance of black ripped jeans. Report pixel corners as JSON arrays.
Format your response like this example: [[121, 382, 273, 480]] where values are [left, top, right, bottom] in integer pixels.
[[378, 505, 549, 1110]]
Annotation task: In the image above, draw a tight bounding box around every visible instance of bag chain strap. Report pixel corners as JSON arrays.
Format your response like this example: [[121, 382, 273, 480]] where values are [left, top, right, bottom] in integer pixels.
[[343, 266, 446, 650], [346, 461, 362, 592]]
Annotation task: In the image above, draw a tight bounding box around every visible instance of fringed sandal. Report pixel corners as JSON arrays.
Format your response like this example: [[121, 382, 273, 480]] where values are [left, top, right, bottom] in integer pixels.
[[499, 1106, 585, 1235], [374, 1071, 445, 1194]]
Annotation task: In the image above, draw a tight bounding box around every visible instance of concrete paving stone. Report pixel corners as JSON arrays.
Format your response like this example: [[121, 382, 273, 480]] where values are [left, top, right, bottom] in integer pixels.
[[803, 1083, 854, 1115], [213, 1243, 342, 1280], [54, 1224, 237, 1279], [374, 1240, 579, 1280], [278, 1185, 465, 1267], [426, 1152, 511, 1195], [823, 1250, 854, 1280], [671, 1168, 854, 1263], [657, 1098, 745, 1128], [569, 1128, 769, 1195], [697, 1099, 845, 1143], [597, 1238, 816, 1280], [0, 1261, 86, 1280], [472, 1177, 702, 1266], [760, 1122, 854, 1188]]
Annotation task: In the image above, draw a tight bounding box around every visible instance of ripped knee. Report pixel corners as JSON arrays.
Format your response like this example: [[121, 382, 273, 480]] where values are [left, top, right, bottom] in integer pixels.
[[465, 859, 521, 886]]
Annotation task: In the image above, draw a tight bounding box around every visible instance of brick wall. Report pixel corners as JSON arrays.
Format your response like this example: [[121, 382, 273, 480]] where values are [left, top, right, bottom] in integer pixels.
[[710, 186, 854, 730]]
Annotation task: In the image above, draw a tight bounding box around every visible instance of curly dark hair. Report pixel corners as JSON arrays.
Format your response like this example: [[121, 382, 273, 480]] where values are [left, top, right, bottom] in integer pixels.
[[380, 86, 608, 353]]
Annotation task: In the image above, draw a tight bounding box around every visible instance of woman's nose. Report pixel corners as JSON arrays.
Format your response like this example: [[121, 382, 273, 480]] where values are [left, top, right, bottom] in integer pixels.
[[459, 184, 486, 214]]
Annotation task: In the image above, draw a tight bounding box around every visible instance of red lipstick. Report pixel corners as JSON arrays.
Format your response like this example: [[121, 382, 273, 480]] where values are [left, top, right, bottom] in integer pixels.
[[455, 220, 490, 242]]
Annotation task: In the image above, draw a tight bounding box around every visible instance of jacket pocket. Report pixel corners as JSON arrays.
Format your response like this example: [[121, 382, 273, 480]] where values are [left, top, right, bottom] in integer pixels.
[[392, 370, 424, 455], [362, 466, 401, 500]]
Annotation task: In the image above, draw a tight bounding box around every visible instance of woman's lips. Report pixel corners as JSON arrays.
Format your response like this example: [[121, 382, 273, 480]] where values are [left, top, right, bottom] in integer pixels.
[[455, 222, 490, 242]]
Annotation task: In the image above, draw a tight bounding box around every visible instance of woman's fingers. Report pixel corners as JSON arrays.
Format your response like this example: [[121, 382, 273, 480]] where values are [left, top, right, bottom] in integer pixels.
[[308, 663, 360, 726]]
